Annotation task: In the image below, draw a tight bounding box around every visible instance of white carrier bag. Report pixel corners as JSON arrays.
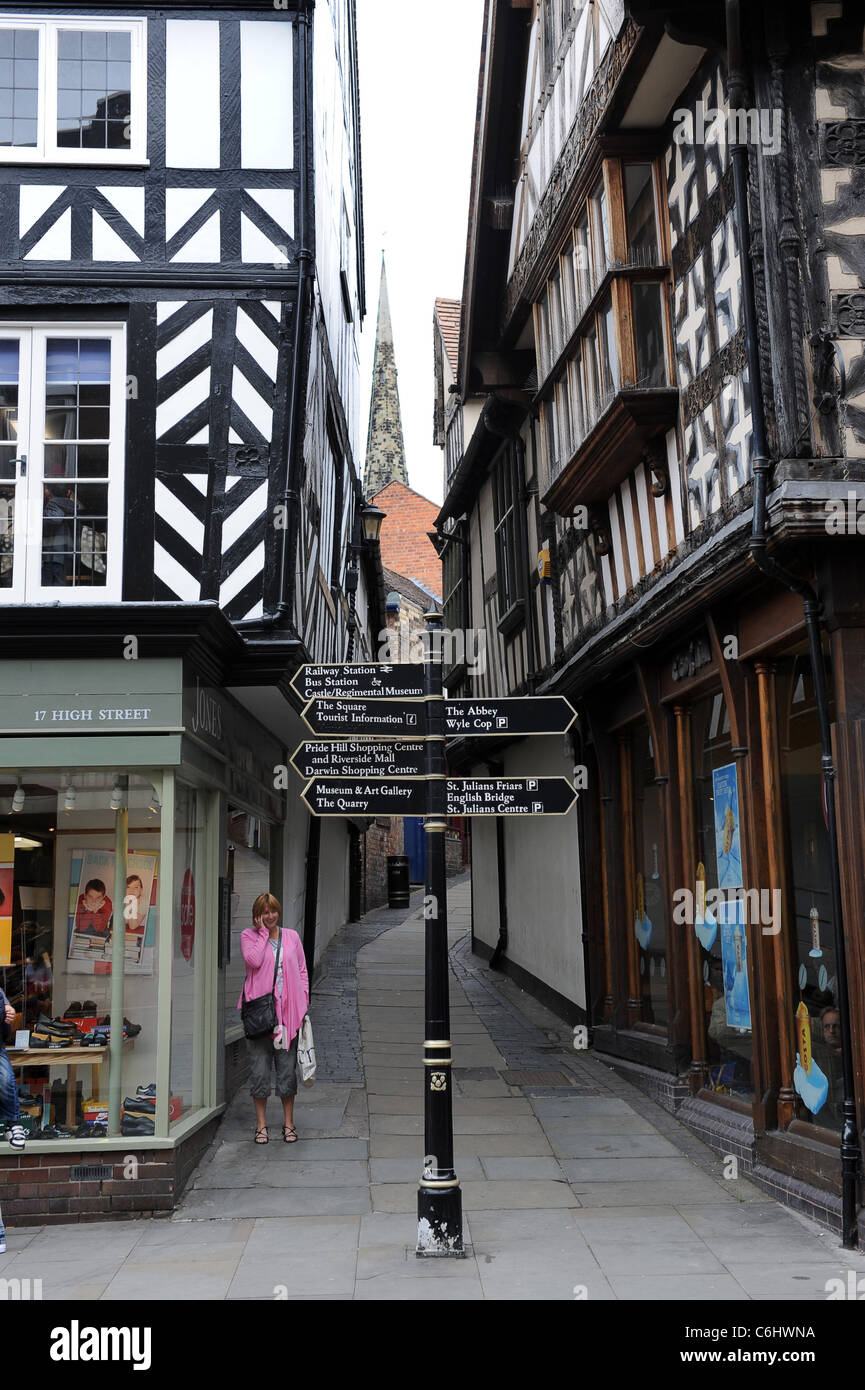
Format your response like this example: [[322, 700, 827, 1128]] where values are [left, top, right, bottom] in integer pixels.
[[297, 1013, 316, 1086]]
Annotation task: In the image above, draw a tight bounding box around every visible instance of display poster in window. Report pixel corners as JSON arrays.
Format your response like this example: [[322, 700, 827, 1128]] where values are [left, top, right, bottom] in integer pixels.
[[718, 898, 751, 1031], [66, 848, 157, 976], [711, 762, 743, 889], [0, 834, 13, 966]]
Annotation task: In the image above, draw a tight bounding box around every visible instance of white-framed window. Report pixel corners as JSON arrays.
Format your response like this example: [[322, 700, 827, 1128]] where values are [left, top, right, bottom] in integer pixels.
[[0, 323, 126, 603], [0, 14, 147, 164]]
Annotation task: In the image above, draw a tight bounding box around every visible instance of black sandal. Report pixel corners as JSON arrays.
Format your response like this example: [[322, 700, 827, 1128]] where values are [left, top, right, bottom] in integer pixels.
[[282, 1125, 298, 1143], [254, 1126, 269, 1144]]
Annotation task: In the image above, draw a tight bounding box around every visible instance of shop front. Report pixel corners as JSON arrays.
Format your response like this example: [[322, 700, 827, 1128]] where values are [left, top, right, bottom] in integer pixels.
[[0, 654, 285, 1223], [582, 574, 865, 1230]]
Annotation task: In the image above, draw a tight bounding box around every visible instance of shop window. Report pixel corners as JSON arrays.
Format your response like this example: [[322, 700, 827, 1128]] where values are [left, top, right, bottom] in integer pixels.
[[0, 325, 126, 604], [0, 769, 161, 1139], [778, 650, 842, 1133], [170, 780, 208, 1127], [0, 15, 147, 163], [691, 693, 755, 1103], [224, 808, 271, 1042], [630, 722, 669, 1029]]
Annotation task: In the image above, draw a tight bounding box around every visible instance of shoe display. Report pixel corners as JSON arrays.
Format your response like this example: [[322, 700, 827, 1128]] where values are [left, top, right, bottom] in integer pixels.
[[33, 1126, 61, 1139], [122, 1095, 155, 1112], [82, 1000, 97, 1012], [28, 1035, 49, 1049], [136, 1083, 156, 1098], [120, 1115, 155, 1136], [6, 1124, 25, 1151], [0, 1228, 5, 1255], [63, 1002, 83, 1018], [123, 1018, 142, 1037]]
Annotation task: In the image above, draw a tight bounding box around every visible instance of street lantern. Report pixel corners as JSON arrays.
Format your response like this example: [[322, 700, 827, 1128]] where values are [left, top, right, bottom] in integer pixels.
[[360, 500, 385, 544]]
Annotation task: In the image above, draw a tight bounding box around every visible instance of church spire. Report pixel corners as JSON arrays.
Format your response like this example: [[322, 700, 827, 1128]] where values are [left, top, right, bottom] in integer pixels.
[[364, 253, 408, 496]]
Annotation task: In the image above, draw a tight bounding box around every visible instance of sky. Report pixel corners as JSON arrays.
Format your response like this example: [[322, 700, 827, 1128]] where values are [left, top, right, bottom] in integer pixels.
[[355, 0, 486, 507]]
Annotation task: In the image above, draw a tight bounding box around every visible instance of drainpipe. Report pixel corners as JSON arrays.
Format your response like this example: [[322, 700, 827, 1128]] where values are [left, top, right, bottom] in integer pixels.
[[516, 433, 541, 688], [236, 3, 312, 631], [487, 757, 508, 969], [571, 720, 593, 1042], [726, 0, 858, 1247]]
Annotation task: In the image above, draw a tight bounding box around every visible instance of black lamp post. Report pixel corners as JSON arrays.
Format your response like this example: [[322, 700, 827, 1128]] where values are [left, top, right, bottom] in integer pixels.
[[417, 610, 464, 1256], [346, 500, 386, 661]]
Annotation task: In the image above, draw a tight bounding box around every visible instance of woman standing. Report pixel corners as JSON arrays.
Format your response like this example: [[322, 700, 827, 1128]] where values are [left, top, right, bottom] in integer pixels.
[[239, 893, 309, 1144]]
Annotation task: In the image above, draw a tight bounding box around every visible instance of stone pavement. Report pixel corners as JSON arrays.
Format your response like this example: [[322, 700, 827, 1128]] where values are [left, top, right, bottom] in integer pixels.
[[3, 875, 865, 1300]]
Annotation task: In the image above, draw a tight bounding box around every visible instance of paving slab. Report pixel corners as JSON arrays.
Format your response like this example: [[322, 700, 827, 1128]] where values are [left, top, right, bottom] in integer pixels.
[[14, 876, 858, 1302]]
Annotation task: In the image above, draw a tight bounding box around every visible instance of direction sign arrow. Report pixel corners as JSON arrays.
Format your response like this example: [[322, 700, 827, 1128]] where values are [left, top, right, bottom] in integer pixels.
[[444, 696, 576, 738], [291, 662, 426, 702], [302, 778, 428, 817], [445, 777, 577, 816], [291, 740, 427, 780], [303, 776, 577, 817], [302, 698, 428, 738]]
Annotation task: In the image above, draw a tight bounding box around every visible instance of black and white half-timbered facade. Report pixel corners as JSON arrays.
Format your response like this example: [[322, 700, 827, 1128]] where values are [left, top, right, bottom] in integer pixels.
[[437, 0, 865, 1234], [0, 0, 381, 1216]]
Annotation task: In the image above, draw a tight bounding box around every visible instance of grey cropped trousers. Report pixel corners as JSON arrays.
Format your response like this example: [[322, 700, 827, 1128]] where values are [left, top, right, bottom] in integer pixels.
[[247, 1032, 298, 1098]]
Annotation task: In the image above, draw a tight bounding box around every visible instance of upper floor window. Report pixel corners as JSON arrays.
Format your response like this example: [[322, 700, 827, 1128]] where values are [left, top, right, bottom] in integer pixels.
[[0, 324, 126, 603], [534, 154, 673, 486], [493, 443, 524, 629], [0, 15, 146, 164]]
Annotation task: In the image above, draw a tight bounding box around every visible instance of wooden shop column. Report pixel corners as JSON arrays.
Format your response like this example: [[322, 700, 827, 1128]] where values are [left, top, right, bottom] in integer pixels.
[[674, 703, 707, 1090], [755, 662, 796, 1127], [618, 732, 641, 1026]]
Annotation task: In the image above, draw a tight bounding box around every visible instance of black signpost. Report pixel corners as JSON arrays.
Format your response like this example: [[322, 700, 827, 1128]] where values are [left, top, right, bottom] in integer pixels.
[[292, 662, 427, 701], [301, 778, 427, 817], [291, 740, 427, 780], [444, 696, 576, 737], [444, 777, 577, 817], [302, 697, 427, 738], [292, 638, 579, 1257]]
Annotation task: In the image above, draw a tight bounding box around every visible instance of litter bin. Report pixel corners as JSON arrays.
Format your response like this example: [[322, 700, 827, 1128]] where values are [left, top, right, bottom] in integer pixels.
[[387, 855, 410, 909]]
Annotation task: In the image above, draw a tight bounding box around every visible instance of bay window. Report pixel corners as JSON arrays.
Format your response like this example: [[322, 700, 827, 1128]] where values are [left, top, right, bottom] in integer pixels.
[[534, 151, 676, 506]]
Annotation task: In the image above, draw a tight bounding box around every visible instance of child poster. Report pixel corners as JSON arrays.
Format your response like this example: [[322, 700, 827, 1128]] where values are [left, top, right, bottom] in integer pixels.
[[719, 898, 752, 1031], [712, 762, 743, 889], [66, 849, 158, 976]]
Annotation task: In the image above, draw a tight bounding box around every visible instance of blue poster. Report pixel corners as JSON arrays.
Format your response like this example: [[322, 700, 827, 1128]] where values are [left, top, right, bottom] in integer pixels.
[[712, 762, 743, 889], [719, 898, 751, 1030]]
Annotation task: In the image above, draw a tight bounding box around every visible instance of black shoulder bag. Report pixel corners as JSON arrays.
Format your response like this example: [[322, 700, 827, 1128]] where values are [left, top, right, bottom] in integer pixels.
[[241, 933, 282, 1039]]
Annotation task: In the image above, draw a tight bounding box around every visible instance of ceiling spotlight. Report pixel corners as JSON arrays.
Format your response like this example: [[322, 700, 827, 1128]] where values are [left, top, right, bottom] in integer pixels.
[[110, 780, 124, 811], [64, 783, 77, 813], [11, 779, 24, 813]]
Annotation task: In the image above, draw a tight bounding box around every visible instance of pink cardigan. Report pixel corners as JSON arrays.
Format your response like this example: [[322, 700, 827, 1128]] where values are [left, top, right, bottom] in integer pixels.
[[238, 926, 309, 1043]]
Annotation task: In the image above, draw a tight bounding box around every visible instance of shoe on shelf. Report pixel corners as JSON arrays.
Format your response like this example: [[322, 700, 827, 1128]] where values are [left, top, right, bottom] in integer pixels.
[[136, 1083, 156, 1098], [121, 1116, 155, 1136], [0, 1228, 5, 1255], [64, 1002, 83, 1018], [122, 1095, 155, 1112], [123, 1018, 141, 1037], [81, 1000, 97, 1012], [6, 1124, 25, 1151], [33, 1126, 61, 1140]]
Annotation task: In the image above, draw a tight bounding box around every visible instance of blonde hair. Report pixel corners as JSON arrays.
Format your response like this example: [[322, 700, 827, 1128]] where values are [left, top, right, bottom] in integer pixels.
[[252, 892, 281, 921]]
